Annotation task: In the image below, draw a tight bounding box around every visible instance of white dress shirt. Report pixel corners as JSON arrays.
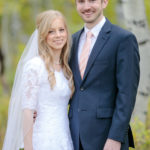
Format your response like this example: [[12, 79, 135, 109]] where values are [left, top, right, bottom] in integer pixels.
[[78, 17, 106, 63]]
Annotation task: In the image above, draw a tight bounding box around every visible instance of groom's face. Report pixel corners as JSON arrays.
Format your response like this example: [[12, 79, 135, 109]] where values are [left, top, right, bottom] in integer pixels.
[[76, 0, 108, 26]]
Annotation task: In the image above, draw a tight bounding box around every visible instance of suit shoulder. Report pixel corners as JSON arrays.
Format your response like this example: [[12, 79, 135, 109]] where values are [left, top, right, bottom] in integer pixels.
[[111, 24, 136, 39], [72, 30, 81, 37], [72, 29, 83, 40]]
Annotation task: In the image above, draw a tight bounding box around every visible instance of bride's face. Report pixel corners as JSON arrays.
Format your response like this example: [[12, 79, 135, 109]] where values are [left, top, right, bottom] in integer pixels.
[[46, 18, 67, 52]]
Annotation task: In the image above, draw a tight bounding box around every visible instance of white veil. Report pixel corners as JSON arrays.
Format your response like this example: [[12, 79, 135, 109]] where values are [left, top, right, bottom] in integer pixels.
[[2, 29, 38, 150]]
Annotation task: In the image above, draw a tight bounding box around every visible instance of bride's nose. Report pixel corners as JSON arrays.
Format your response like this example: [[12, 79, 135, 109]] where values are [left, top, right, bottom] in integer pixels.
[[55, 30, 61, 37]]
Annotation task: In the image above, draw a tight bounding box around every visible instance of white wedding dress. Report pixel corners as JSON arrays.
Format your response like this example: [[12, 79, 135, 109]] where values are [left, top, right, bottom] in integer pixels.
[[21, 56, 74, 150]]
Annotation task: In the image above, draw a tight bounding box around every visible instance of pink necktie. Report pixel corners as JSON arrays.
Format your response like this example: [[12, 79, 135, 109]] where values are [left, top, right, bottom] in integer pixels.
[[79, 31, 93, 79]]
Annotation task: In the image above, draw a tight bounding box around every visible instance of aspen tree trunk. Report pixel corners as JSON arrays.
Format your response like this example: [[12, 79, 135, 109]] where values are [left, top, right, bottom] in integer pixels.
[[1, 11, 11, 93], [11, 11, 21, 53], [117, 0, 150, 122], [1, 11, 11, 70], [43, 0, 53, 9]]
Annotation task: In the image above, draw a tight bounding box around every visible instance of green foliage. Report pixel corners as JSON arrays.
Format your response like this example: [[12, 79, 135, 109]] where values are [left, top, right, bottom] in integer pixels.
[[19, 1, 35, 34], [131, 117, 150, 150], [104, 0, 118, 24], [0, 0, 149, 149], [52, 0, 83, 33], [144, 0, 150, 28], [0, 0, 4, 15], [131, 99, 150, 150], [0, 94, 9, 149], [146, 99, 150, 130]]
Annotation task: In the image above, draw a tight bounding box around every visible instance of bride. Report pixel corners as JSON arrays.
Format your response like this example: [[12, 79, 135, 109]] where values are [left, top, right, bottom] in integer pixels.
[[2, 10, 74, 150]]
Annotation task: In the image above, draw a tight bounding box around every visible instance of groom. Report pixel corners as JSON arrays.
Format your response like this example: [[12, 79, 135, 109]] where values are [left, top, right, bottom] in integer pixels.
[[69, 0, 140, 150]]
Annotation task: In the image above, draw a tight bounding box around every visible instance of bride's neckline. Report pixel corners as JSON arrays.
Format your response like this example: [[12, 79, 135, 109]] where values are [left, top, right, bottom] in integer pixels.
[[54, 68, 62, 73], [38, 56, 62, 73]]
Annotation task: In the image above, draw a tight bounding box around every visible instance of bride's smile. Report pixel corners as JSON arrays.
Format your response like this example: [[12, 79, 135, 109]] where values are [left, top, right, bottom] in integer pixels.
[[46, 18, 67, 52]]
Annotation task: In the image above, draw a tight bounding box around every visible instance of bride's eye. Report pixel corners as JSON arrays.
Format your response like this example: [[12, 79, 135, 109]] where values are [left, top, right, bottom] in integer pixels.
[[60, 28, 65, 32], [48, 30, 54, 34]]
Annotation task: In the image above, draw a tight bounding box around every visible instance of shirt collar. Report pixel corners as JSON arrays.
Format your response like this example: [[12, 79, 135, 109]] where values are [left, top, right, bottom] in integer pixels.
[[84, 17, 106, 38]]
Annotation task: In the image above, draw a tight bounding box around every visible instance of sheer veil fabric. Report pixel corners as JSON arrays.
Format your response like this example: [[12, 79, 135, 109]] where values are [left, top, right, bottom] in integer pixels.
[[2, 29, 38, 150]]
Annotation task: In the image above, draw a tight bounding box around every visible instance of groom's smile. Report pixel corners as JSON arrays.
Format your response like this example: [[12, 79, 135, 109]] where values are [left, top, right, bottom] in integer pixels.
[[76, 0, 108, 28]]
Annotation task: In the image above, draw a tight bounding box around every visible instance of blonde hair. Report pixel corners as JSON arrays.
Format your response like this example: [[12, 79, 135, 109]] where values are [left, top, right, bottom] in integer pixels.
[[36, 10, 74, 97]]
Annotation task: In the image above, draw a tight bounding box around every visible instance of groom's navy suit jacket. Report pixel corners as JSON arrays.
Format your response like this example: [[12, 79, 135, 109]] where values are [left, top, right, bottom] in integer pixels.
[[69, 19, 140, 150]]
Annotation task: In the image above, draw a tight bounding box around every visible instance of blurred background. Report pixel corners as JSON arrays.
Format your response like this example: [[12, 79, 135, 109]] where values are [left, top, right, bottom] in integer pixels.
[[0, 0, 150, 149]]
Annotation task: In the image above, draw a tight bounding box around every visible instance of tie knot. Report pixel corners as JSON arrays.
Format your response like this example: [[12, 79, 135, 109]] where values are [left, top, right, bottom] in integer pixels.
[[86, 31, 93, 39]]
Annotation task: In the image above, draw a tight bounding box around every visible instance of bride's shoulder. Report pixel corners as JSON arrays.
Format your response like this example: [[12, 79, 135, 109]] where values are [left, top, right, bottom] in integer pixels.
[[26, 56, 43, 65], [24, 56, 44, 71]]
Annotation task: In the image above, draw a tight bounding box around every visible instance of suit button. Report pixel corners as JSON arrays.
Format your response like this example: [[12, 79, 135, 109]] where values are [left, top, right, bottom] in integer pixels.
[[80, 87, 84, 91], [78, 109, 80, 112]]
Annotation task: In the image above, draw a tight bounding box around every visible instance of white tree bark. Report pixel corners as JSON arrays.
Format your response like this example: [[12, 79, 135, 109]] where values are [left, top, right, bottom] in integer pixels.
[[29, 0, 40, 19], [1, 3, 21, 70], [43, 0, 53, 9], [11, 11, 21, 53], [1, 10, 11, 70], [117, 0, 150, 122]]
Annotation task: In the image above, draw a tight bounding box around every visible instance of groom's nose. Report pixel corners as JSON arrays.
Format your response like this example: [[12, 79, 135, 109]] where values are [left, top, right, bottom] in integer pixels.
[[83, 1, 91, 10]]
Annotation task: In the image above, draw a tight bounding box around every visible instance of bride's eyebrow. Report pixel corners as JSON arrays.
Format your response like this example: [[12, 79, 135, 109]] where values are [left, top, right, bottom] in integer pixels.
[[49, 28, 54, 30], [49, 27, 65, 30]]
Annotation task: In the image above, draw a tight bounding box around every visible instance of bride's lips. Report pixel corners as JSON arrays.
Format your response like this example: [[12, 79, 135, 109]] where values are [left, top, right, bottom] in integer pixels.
[[53, 39, 64, 44]]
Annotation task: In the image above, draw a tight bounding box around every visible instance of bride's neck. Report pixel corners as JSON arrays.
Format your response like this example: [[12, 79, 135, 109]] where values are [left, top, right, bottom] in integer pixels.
[[53, 50, 62, 64]]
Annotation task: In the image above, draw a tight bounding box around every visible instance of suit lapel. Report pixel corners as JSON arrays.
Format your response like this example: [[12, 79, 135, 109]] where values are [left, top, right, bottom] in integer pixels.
[[82, 19, 112, 81], [72, 29, 84, 85]]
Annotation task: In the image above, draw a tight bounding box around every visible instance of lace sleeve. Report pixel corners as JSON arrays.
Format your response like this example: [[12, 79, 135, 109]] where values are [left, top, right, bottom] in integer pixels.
[[21, 59, 41, 110]]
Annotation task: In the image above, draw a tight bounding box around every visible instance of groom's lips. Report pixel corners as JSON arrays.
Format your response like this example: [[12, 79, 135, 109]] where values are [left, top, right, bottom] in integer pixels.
[[82, 11, 94, 17]]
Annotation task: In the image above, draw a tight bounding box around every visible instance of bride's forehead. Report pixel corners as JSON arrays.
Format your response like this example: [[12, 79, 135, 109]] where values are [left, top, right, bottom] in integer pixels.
[[50, 19, 65, 28]]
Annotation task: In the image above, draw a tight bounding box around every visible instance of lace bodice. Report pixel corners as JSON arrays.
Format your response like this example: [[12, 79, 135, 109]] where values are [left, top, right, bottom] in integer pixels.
[[21, 56, 74, 150]]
